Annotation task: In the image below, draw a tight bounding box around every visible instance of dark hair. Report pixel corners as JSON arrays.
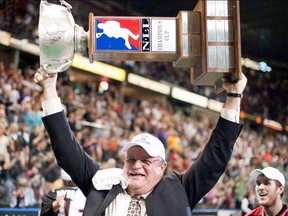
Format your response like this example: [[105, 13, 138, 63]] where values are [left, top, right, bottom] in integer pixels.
[[275, 180, 284, 198], [63, 179, 77, 187]]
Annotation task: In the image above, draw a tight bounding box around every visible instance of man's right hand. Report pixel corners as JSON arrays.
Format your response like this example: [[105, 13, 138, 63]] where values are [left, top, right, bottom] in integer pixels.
[[41, 73, 58, 89], [35, 72, 59, 100]]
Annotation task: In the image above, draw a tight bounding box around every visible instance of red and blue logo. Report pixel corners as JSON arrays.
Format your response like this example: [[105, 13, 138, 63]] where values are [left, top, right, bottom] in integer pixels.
[[95, 18, 141, 51]]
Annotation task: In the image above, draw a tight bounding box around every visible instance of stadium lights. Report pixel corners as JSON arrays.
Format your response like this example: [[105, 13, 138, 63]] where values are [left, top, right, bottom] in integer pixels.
[[207, 99, 223, 113], [241, 57, 272, 73], [127, 73, 171, 95], [71, 54, 126, 82], [259, 61, 272, 73], [171, 87, 208, 108], [263, 119, 283, 131]]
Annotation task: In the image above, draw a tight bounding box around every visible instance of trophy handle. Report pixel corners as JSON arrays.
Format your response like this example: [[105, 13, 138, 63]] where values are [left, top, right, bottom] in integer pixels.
[[41, 0, 72, 12], [58, 0, 72, 12], [75, 24, 88, 53]]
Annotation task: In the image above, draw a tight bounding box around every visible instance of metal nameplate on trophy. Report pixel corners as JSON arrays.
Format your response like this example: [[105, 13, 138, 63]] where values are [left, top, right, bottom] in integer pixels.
[[37, 0, 241, 92]]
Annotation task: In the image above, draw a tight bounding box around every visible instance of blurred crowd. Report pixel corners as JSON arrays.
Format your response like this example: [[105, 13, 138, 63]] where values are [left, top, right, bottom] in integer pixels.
[[0, 0, 287, 211], [1, 0, 287, 127], [0, 59, 287, 209]]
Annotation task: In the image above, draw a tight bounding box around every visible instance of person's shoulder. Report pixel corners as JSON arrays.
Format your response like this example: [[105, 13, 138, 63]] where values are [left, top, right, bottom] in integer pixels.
[[246, 206, 263, 216], [282, 204, 288, 215]]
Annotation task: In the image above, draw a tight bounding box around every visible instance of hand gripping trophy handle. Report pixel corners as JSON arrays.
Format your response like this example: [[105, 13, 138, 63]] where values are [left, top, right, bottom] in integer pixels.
[[35, 0, 88, 83]]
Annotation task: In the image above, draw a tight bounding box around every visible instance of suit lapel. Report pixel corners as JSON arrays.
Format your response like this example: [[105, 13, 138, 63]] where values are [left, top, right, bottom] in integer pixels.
[[97, 184, 123, 214], [145, 192, 154, 216]]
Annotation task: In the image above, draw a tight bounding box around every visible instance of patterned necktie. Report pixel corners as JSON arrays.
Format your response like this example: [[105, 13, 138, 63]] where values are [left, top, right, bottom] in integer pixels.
[[127, 195, 143, 216]]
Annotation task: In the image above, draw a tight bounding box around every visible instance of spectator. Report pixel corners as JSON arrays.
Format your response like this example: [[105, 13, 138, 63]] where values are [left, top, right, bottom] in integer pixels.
[[40, 169, 86, 216], [10, 175, 36, 208], [22, 101, 42, 132], [0, 119, 9, 166], [3, 139, 27, 202], [245, 167, 287, 216], [241, 188, 255, 215]]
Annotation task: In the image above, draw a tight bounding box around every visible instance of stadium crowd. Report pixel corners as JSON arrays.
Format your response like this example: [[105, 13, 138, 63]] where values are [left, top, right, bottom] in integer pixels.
[[0, 59, 287, 209], [0, 0, 287, 211], [1, 0, 287, 127]]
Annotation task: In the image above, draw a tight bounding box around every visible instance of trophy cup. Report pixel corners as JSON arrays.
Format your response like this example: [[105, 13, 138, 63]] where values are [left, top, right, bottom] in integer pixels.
[[35, 0, 87, 82], [36, 0, 241, 93]]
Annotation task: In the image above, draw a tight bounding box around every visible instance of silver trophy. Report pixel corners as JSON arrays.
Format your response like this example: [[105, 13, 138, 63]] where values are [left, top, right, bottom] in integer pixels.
[[36, 0, 241, 92], [35, 0, 87, 82]]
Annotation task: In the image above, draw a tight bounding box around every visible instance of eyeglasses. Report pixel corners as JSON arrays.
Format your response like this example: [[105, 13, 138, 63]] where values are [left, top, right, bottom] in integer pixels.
[[125, 158, 162, 166]]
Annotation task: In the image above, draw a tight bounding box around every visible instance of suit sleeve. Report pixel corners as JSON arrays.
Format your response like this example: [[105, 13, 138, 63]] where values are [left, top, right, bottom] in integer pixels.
[[40, 190, 58, 216], [180, 117, 243, 209], [42, 111, 100, 196]]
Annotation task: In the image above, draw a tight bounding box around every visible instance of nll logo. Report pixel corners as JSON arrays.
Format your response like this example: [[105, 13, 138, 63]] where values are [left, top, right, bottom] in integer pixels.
[[142, 18, 150, 52], [95, 19, 140, 51]]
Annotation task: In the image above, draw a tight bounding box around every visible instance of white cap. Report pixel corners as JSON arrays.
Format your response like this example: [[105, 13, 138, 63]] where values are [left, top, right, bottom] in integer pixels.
[[250, 167, 285, 187], [122, 133, 166, 161], [61, 169, 72, 181]]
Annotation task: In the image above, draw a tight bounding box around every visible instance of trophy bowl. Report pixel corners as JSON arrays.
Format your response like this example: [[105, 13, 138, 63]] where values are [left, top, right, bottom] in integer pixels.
[[35, 0, 87, 82]]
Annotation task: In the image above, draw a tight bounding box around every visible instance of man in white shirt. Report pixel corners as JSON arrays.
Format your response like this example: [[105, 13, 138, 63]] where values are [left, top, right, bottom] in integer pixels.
[[37, 71, 247, 216]]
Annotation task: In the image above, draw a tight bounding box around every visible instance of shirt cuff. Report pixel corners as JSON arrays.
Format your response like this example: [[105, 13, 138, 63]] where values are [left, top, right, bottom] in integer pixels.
[[42, 97, 63, 117], [220, 108, 240, 123]]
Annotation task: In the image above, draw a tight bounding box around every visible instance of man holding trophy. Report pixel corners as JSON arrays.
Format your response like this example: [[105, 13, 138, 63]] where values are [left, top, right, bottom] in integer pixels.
[[36, 0, 247, 215]]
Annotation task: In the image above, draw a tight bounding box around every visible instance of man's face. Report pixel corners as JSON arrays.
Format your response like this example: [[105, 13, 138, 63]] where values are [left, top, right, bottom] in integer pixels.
[[255, 174, 284, 207], [123, 146, 167, 195]]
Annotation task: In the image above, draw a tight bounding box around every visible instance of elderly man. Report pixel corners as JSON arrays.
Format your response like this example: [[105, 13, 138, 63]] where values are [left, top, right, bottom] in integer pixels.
[[38, 71, 246, 216]]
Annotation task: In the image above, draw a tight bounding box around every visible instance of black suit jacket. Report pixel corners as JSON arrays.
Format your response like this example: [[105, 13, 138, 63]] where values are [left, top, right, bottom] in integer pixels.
[[42, 111, 243, 216]]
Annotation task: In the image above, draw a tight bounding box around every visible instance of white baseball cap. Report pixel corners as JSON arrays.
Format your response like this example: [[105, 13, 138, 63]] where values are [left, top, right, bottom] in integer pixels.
[[122, 133, 166, 161], [250, 167, 285, 187]]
